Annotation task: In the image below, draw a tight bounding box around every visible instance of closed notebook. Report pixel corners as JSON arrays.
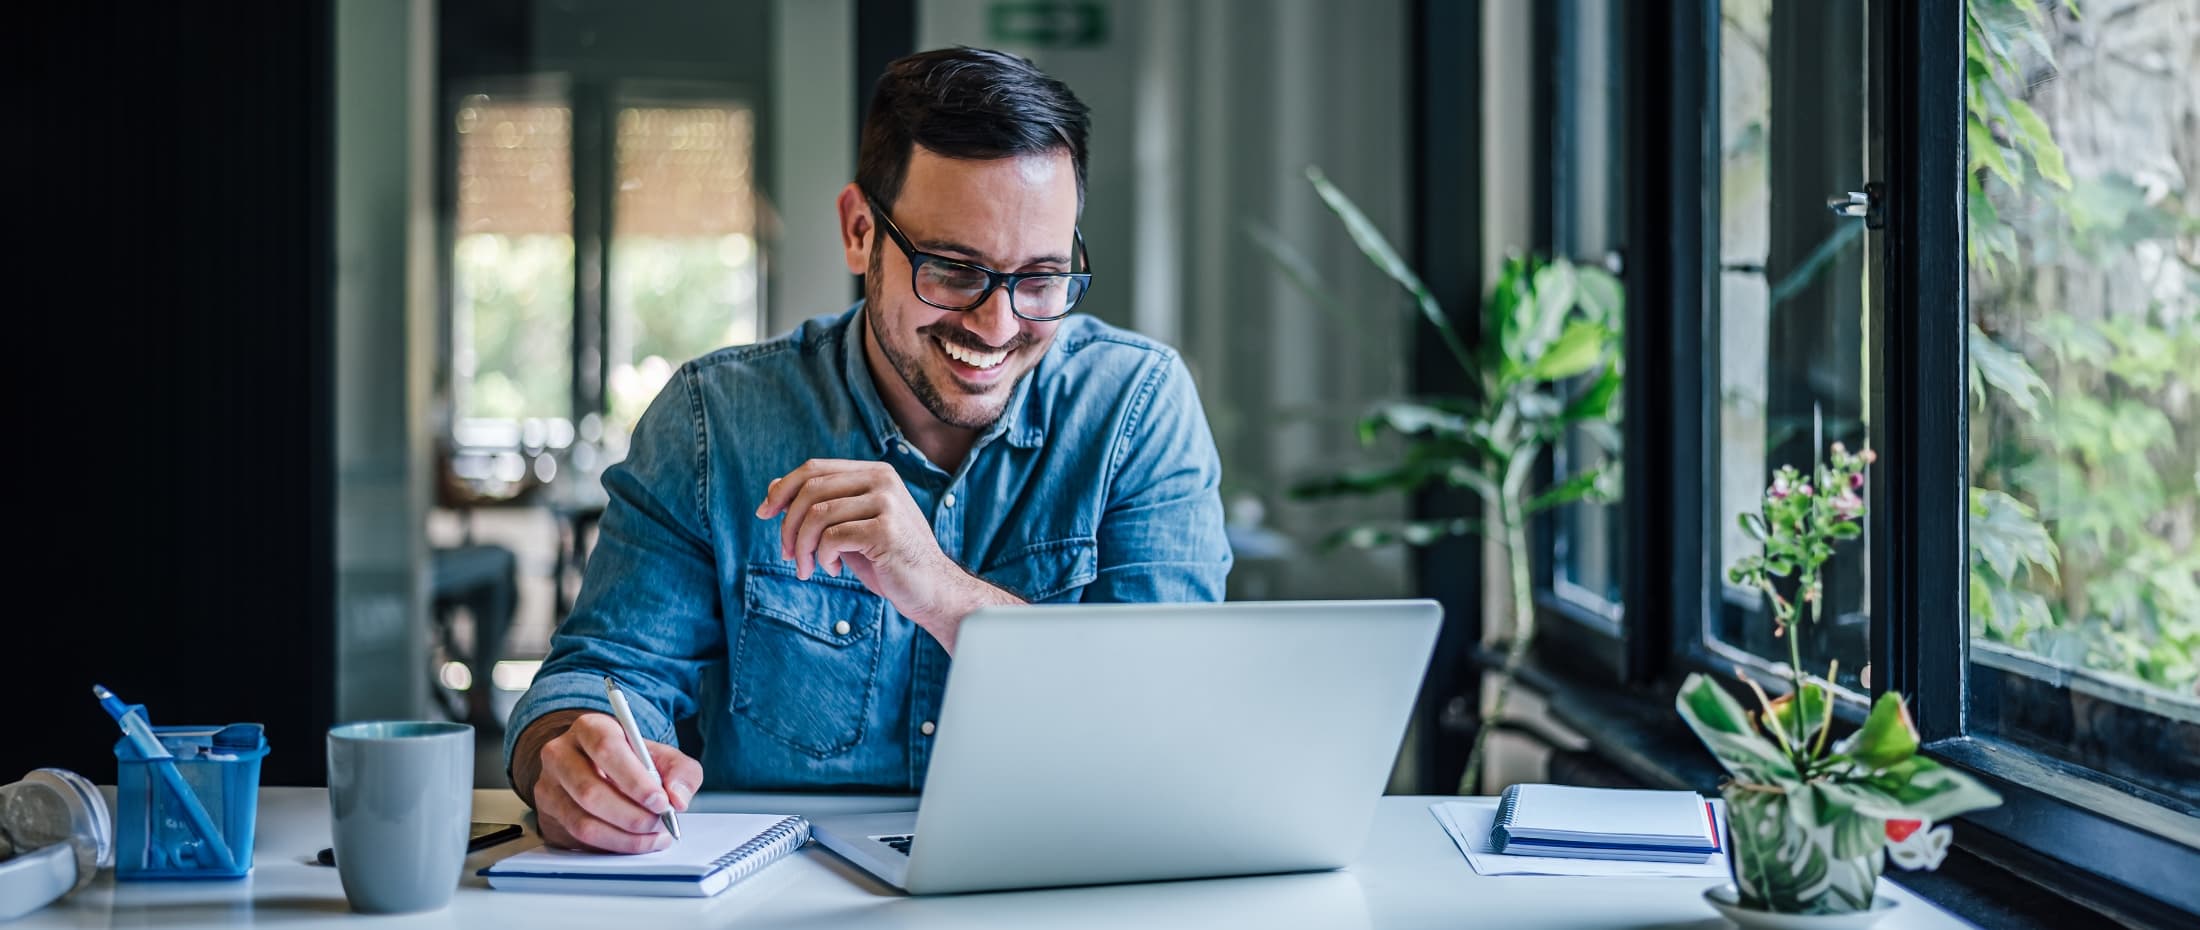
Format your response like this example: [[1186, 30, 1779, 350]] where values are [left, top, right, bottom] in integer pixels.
[[1491, 784, 1719, 863], [480, 813, 809, 897]]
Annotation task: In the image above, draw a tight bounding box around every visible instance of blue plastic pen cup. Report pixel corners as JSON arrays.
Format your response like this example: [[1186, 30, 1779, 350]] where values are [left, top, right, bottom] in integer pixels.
[[113, 717, 268, 880]]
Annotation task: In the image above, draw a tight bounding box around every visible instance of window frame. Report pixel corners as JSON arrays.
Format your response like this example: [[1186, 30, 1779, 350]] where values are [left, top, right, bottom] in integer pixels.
[[1523, 0, 2200, 921]]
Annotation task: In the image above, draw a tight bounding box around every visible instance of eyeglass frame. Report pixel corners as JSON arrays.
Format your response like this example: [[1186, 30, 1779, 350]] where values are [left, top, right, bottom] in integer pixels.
[[862, 191, 1093, 322]]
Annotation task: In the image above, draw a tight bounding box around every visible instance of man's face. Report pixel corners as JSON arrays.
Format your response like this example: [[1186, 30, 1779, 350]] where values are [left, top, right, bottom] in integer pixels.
[[855, 148, 1079, 431]]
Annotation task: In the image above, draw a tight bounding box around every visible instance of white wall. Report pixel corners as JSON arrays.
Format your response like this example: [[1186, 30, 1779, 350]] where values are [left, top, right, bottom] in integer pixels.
[[768, 0, 857, 332], [334, 0, 438, 721]]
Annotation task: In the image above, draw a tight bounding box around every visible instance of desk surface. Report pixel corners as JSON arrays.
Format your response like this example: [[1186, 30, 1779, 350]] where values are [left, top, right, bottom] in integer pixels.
[[24, 788, 1975, 929]]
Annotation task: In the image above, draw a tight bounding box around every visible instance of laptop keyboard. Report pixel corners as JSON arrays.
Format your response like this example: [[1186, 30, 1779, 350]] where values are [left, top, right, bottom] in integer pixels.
[[873, 834, 915, 856]]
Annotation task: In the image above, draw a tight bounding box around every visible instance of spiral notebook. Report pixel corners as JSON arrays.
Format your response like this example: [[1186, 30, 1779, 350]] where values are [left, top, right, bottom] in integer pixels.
[[1491, 784, 1719, 863], [480, 813, 810, 897]]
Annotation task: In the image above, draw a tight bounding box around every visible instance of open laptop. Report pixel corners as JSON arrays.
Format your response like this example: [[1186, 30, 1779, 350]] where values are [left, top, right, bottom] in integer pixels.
[[810, 599, 1441, 895]]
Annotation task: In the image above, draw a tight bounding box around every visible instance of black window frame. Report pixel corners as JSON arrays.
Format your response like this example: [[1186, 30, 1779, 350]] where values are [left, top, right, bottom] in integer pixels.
[[1514, 0, 2200, 923]]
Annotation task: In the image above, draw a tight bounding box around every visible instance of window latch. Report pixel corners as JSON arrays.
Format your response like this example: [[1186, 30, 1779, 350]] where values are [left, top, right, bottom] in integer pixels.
[[1825, 185, 1884, 229]]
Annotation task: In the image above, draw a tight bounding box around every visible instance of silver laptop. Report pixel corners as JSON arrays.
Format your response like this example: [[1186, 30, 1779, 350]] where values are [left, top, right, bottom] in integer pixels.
[[810, 599, 1441, 895]]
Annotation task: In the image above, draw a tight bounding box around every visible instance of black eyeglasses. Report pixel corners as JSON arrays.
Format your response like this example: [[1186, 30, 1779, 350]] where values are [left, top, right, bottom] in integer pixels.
[[864, 192, 1092, 322]]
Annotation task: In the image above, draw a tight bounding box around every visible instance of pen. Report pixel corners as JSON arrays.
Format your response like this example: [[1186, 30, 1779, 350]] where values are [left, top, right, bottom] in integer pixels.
[[603, 676, 681, 840], [92, 684, 242, 873]]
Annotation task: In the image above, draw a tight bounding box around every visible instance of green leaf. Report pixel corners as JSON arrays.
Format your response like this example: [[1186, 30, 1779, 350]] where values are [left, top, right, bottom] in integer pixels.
[[1967, 119, 2019, 190], [1969, 487, 2061, 583], [1306, 166, 1475, 375], [1858, 756, 2004, 822], [2003, 97, 2072, 189], [1676, 674, 1800, 783], [1531, 320, 1609, 381], [1321, 517, 1488, 550], [1529, 261, 1579, 354], [1360, 402, 1470, 440], [1768, 681, 1832, 749], [1527, 467, 1611, 515], [1969, 324, 2049, 418], [1290, 462, 1434, 500], [1559, 361, 1621, 422], [1836, 693, 1920, 769], [1574, 266, 1624, 328]]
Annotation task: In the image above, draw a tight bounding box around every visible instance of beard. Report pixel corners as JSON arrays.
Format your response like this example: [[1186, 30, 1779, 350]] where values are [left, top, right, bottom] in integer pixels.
[[864, 249, 1035, 431]]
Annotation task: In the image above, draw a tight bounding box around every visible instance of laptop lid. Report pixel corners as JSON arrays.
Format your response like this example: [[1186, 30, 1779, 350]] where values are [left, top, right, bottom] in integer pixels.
[[898, 599, 1441, 894]]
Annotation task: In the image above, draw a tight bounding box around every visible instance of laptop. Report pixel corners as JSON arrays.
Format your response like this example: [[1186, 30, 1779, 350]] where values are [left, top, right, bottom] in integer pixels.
[[810, 599, 1441, 895]]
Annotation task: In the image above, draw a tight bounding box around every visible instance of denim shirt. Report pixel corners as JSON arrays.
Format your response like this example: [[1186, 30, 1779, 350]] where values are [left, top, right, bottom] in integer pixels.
[[505, 304, 1231, 791]]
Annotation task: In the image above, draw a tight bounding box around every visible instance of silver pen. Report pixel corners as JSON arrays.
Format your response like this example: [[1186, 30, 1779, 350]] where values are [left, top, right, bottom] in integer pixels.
[[603, 676, 682, 840]]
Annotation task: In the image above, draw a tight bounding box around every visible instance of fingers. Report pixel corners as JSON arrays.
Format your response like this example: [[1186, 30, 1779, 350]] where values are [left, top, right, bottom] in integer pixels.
[[816, 519, 885, 577], [648, 743, 705, 813], [755, 459, 871, 519], [792, 494, 883, 579], [562, 717, 670, 820], [535, 776, 673, 854], [777, 472, 873, 574]]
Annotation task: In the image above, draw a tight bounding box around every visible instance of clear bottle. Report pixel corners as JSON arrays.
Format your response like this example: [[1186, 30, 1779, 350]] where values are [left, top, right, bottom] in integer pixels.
[[0, 768, 112, 919]]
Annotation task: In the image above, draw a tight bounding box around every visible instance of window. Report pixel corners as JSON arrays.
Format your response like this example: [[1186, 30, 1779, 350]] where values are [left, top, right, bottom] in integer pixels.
[[1962, 0, 2200, 803], [1711, 0, 1871, 694], [452, 91, 576, 459], [1547, 0, 1629, 620], [607, 99, 764, 435]]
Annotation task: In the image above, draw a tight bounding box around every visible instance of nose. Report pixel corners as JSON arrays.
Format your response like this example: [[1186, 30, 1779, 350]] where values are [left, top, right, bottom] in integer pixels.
[[963, 284, 1022, 348]]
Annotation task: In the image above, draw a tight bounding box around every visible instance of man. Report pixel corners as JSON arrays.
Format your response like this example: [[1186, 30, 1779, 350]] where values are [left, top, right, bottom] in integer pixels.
[[505, 47, 1232, 853]]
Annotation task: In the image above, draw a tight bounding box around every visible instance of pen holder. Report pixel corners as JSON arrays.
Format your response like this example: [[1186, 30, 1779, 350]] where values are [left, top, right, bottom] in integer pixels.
[[112, 715, 267, 880]]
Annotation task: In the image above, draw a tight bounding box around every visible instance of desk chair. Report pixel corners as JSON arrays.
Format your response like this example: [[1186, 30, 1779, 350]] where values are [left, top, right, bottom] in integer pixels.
[[430, 542, 516, 732]]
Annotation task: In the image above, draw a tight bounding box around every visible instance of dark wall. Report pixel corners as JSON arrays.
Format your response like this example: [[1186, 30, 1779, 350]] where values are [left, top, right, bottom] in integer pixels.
[[17, 2, 337, 786]]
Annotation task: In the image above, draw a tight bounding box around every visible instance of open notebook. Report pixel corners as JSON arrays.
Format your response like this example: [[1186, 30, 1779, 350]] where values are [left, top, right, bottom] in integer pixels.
[[480, 814, 810, 897]]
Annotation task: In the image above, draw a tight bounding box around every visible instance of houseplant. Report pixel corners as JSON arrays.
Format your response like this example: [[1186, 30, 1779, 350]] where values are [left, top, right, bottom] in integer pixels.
[[1678, 443, 2002, 921], [1258, 167, 1623, 793]]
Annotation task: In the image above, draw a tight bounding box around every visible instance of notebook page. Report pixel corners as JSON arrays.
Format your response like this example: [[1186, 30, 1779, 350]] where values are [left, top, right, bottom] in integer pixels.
[[1506, 784, 1711, 842], [485, 813, 797, 878]]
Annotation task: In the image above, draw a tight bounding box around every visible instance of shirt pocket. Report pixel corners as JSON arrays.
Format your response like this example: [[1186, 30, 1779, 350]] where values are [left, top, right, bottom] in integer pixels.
[[730, 565, 888, 757], [980, 537, 1100, 604]]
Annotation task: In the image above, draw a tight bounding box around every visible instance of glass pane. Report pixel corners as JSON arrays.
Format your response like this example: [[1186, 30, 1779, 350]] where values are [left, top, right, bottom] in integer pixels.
[[1712, 0, 1872, 692], [1965, 1, 2200, 801], [1551, 0, 1627, 613], [453, 96, 575, 429], [607, 103, 763, 436]]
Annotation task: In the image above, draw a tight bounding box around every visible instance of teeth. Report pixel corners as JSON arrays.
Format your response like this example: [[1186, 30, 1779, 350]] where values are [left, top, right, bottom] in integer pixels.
[[939, 339, 1008, 369]]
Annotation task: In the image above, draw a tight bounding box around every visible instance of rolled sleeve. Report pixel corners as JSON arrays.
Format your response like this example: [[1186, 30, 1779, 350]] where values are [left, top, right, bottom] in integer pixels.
[[503, 367, 725, 772], [1082, 353, 1233, 603]]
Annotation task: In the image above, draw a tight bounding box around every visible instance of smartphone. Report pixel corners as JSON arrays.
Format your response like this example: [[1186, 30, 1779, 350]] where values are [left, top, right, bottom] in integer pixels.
[[315, 821, 523, 867]]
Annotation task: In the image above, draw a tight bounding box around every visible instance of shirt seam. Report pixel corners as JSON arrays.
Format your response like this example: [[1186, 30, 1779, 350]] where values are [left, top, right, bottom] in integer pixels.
[[1107, 351, 1176, 492], [683, 366, 712, 542]]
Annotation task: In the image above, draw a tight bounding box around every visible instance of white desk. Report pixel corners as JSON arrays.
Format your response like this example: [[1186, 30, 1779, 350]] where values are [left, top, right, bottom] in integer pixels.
[[21, 788, 1975, 929]]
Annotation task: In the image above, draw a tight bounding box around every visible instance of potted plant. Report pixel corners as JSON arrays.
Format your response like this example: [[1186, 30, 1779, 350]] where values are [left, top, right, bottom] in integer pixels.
[[1256, 167, 1624, 794], [1678, 443, 2002, 925]]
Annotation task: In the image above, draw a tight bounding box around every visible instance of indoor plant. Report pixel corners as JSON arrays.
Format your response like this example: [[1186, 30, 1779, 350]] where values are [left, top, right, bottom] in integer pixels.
[[1678, 443, 2002, 920], [1257, 167, 1623, 794]]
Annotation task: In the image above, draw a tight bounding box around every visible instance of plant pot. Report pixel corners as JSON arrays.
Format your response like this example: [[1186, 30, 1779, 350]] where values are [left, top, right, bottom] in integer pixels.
[[1722, 784, 1886, 916], [1704, 884, 1900, 930]]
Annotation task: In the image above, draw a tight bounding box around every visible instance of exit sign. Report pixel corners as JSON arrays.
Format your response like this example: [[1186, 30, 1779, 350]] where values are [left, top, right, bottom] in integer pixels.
[[988, 1, 1108, 48]]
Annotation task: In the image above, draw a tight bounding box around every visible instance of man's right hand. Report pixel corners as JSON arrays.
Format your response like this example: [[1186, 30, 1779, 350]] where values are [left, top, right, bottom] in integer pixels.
[[512, 709, 703, 853]]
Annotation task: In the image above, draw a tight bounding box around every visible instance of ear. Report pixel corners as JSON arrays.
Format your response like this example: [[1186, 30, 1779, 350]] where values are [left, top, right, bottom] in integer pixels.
[[836, 183, 873, 276]]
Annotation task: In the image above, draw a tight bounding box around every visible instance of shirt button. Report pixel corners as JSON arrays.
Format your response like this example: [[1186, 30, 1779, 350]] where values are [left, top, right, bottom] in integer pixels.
[[920, 721, 936, 736], [941, 492, 957, 508], [833, 619, 851, 636]]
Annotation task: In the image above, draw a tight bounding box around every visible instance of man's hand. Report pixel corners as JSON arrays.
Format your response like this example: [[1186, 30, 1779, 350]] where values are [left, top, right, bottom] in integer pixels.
[[756, 458, 1023, 652], [513, 710, 702, 853]]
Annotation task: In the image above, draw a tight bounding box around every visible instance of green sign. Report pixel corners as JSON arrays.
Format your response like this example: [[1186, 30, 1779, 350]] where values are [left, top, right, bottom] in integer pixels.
[[988, 1, 1108, 48]]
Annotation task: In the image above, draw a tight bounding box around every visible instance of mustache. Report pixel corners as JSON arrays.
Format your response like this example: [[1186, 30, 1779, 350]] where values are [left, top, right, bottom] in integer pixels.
[[921, 322, 1030, 354]]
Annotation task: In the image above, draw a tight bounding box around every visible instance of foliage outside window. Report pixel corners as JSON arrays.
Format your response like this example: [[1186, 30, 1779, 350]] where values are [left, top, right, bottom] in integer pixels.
[[454, 97, 575, 426], [1964, 0, 2198, 798]]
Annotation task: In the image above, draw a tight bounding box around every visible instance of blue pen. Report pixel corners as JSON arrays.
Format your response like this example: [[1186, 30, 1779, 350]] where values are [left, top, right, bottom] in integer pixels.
[[92, 685, 241, 873]]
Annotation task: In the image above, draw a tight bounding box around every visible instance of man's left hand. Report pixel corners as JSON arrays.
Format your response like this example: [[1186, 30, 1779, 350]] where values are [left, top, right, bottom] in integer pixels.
[[756, 458, 1017, 650]]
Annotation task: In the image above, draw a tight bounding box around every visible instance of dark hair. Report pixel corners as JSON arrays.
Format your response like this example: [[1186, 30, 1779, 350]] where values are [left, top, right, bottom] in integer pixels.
[[857, 47, 1091, 212]]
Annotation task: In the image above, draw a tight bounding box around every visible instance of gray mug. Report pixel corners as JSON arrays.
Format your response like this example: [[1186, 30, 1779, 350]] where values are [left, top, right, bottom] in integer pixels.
[[326, 721, 473, 914]]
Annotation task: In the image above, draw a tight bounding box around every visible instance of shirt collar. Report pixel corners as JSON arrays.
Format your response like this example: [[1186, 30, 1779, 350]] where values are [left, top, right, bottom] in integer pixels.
[[839, 301, 1046, 456]]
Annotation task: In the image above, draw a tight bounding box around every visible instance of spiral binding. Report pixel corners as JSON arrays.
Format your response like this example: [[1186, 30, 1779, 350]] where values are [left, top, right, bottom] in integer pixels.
[[706, 816, 810, 885], [1491, 785, 1522, 845]]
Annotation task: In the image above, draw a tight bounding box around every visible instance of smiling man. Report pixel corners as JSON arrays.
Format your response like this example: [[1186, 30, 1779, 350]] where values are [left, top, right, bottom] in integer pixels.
[[504, 47, 1232, 853]]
